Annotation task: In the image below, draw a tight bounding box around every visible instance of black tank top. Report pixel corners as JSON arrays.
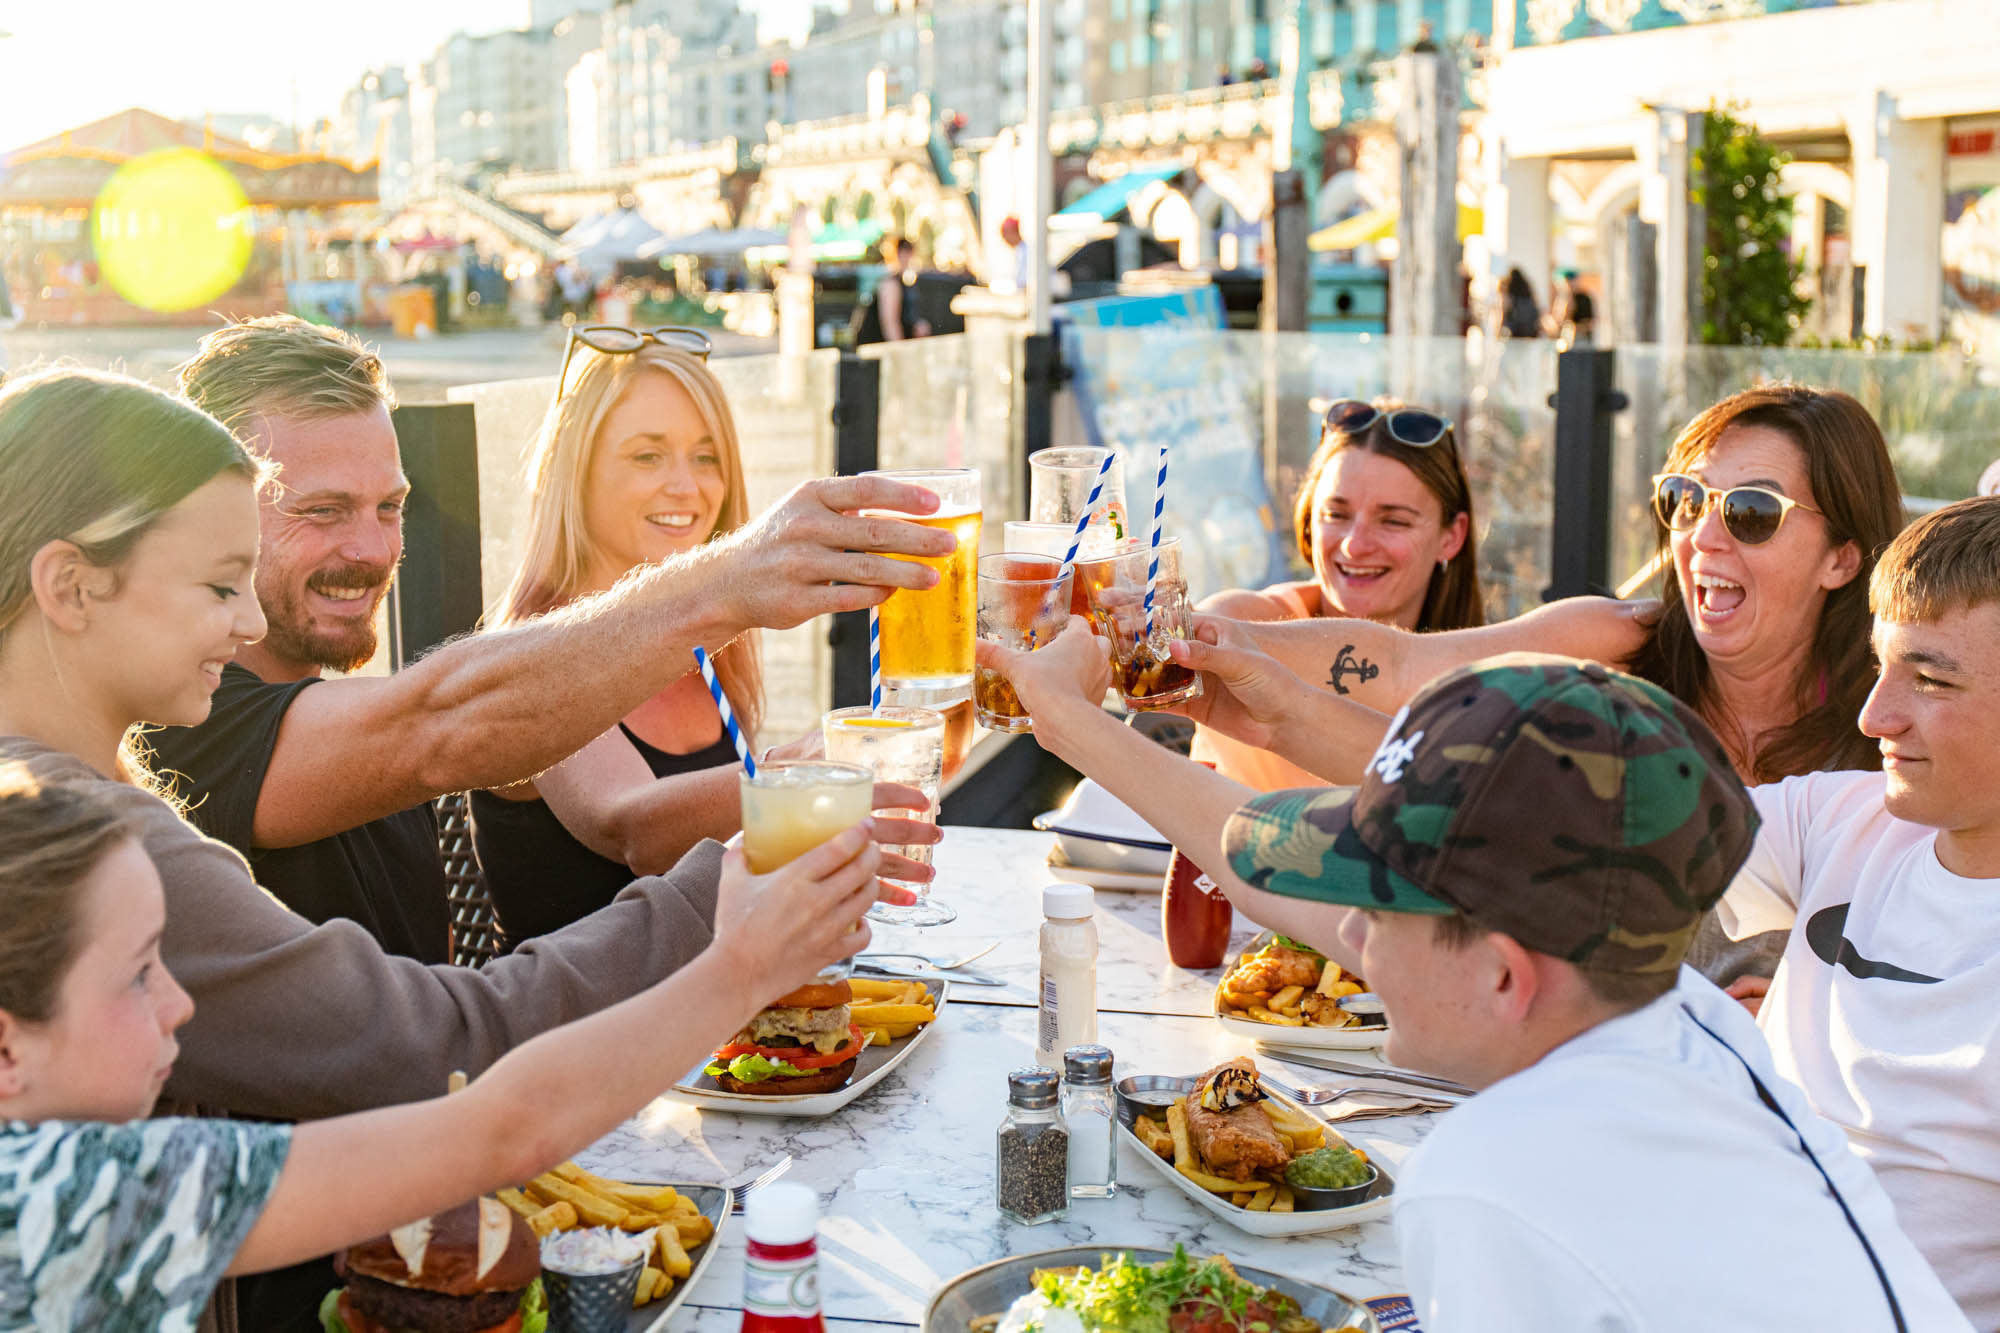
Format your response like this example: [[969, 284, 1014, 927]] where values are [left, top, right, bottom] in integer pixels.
[[470, 723, 739, 945]]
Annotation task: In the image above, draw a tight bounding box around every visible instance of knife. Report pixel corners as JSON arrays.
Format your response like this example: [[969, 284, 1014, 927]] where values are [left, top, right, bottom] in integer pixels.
[[854, 962, 1006, 988], [1255, 1046, 1475, 1098]]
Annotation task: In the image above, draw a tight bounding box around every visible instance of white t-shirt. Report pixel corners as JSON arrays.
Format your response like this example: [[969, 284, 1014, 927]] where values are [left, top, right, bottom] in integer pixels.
[[1720, 768, 2000, 1330], [1394, 969, 1970, 1333]]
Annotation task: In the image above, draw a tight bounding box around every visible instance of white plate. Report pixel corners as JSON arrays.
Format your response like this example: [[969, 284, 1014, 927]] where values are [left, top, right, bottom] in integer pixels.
[[670, 978, 947, 1116], [617, 1181, 728, 1332], [1114, 1075, 1393, 1238], [1214, 930, 1390, 1051], [1032, 779, 1171, 875], [1045, 846, 1163, 893]]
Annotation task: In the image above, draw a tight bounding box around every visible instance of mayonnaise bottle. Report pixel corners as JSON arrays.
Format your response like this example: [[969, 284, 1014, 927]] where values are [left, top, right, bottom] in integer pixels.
[[1036, 883, 1098, 1068]]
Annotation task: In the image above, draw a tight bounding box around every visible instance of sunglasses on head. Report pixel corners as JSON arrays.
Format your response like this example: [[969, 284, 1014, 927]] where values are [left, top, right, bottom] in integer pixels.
[[557, 324, 714, 397], [1651, 473, 1823, 546], [1321, 398, 1455, 449]]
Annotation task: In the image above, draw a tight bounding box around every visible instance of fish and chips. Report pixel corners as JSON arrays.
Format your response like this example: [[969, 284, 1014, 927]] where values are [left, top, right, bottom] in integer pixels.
[[1216, 937, 1378, 1030]]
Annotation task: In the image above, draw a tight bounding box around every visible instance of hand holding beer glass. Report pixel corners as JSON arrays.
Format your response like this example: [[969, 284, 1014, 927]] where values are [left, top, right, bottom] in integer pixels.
[[861, 468, 982, 694], [973, 554, 1074, 733]]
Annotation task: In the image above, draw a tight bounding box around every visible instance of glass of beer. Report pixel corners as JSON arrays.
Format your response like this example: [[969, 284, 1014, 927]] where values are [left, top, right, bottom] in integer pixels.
[[823, 705, 951, 927], [1076, 537, 1203, 712], [739, 759, 876, 981], [1028, 447, 1128, 556], [1003, 520, 1096, 619], [862, 468, 982, 695], [974, 554, 1073, 734]]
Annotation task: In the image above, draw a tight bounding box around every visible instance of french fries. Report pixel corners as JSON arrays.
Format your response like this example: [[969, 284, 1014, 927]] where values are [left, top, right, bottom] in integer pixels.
[[513, 1160, 715, 1308], [848, 979, 939, 1044], [1216, 945, 1374, 1030], [1152, 1087, 1349, 1210]]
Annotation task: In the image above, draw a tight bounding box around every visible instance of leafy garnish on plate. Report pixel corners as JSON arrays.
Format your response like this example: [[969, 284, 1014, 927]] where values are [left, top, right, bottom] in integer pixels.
[[1032, 1246, 1291, 1331]]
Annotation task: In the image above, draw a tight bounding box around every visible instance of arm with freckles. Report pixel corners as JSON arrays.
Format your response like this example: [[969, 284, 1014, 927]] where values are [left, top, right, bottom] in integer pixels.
[[243, 476, 953, 848], [975, 624, 1363, 969]]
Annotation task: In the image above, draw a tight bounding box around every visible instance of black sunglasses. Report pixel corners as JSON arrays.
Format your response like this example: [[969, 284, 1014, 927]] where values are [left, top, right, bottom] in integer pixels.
[[1652, 473, 1823, 546], [1321, 398, 1455, 449], [557, 324, 714, 397]]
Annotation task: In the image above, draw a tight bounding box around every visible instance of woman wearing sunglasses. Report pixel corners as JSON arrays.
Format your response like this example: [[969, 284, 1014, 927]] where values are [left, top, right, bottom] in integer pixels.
[[472, 327, 933, 944], [1192, 398, 1484, 790]]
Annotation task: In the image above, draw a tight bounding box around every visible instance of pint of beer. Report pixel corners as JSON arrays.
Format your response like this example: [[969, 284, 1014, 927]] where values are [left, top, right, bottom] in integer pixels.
[[863, 468, 982, 693]]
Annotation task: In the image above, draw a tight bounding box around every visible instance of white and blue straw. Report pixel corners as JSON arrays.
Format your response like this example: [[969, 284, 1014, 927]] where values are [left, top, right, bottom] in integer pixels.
[[694, 646, 755, 778], [1143, 439, 1167, 638], [1055, 449, 1119, 593], [869, 605, 883, 712]]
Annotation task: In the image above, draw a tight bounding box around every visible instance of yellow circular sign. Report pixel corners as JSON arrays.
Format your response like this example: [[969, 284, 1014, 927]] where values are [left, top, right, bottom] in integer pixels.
[[92, 148, 255, 312]]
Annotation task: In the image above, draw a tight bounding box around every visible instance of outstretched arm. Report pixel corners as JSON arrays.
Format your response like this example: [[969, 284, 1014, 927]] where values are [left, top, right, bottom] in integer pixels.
[[248, 475, 956, 848], [229, 825, 886, 1275]]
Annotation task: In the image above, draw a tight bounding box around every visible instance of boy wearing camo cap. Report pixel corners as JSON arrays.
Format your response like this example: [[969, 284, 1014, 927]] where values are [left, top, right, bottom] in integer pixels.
[[975, 631, 1968, 1331]]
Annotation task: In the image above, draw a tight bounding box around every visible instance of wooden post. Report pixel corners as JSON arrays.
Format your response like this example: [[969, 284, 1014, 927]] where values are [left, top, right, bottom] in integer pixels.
[[1391, 51, 1461, 339], [1263, 169, 1310, 333]]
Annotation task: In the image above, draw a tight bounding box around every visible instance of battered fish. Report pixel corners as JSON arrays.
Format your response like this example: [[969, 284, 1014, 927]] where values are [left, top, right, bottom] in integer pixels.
[[1184, 1058, 1293, 1182], [1224, 943, 1323, 994]]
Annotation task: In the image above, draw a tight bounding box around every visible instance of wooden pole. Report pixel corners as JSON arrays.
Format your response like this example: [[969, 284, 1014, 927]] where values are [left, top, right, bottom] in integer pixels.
[[1391, 50, 1461, 339]]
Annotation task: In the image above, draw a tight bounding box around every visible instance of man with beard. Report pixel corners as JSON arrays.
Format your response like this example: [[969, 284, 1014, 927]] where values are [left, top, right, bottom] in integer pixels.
[[152, 316, 950, 961]]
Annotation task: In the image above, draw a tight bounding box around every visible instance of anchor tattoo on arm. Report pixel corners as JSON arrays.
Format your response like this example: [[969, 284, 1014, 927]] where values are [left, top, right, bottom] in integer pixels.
[[1326, 643, 1380, 696]]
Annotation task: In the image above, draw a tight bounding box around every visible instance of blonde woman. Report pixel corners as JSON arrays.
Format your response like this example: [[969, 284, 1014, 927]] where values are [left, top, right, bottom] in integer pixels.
[[472, 327, 929, 942]]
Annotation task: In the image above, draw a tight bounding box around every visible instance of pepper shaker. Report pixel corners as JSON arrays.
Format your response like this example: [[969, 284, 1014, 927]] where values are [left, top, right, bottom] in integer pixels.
[[1061, 1044, 1116, 1199], [995, 1068, 1069, 1225]]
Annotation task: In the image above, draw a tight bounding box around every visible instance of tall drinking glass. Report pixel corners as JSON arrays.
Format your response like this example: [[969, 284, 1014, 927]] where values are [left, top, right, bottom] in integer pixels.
[[1003, 520, 1095, 618], [974, 554, 1073, 734], [1027, 447, 1128, 556], [862, 468, 982, 695], [1076, 536, 1203, 711], [882, 682, 978, 783], [823, 706, 951, 927], [739, 760, 876, 981]]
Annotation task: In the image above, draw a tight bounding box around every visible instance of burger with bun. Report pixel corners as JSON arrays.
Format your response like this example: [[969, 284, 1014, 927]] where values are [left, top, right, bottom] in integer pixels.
[[706, 978, 862, 1094], [319, 1197, 546, 1333]]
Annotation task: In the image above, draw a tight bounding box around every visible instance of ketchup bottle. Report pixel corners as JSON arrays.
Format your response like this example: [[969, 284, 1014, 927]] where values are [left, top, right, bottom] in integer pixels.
[[1162, 763, 1233, 969], [740, 1182, 827, 1331]]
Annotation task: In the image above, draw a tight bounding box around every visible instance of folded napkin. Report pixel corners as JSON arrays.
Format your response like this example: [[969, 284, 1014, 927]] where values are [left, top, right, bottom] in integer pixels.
[[1317, 1090, 1457, 1123]]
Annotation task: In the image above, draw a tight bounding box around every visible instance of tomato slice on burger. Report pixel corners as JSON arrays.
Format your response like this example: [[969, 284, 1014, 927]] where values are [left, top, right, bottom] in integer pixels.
[[714, 1025, 864, 1069]]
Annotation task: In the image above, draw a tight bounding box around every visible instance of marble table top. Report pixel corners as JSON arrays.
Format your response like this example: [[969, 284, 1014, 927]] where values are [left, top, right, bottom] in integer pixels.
[[583, 1003, 1433, 1328], [867, 826, 1270, 1017]]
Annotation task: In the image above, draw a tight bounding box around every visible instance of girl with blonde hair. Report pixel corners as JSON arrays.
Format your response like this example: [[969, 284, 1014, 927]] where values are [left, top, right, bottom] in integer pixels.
[[473, 329, 855, 941]]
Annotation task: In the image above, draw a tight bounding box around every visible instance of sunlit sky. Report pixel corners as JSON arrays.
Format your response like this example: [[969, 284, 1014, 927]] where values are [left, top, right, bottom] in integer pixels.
[[0, 1, 816, 151]]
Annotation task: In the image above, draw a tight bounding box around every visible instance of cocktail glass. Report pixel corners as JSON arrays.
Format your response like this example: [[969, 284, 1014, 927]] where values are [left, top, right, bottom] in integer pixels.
[[823, 705, 952, 927], [739, 759, 875, 981]]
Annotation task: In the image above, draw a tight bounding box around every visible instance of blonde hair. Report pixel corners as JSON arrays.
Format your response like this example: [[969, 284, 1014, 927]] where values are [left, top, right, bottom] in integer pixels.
[[177, 314, 396, 437], [501, 343, 764, 738]]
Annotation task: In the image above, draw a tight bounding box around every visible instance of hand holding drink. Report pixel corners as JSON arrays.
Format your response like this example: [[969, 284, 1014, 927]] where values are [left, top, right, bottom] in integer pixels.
[[973, 554, 1076, 733], [1076, 536, 1203, 711], [739, 760, 880, 982], [861, 469, 982, 693]]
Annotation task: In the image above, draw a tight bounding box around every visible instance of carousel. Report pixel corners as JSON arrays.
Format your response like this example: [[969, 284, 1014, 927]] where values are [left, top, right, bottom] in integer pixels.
[[0, 107, 376, 325]]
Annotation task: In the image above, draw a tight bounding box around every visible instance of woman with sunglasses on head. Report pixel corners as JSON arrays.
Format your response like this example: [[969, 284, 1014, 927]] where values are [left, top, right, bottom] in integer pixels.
[[1176, 385, 1901, 982], [472, 328, 933, 945], [1192, 398, 1484, 790]]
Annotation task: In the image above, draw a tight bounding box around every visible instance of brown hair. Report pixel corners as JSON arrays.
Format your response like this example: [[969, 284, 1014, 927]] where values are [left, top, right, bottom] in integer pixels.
[[0, 763, 134, 1024], [1431, 911, 1676, 1011], [1292, 403, 1485, 631], [0, 368, 260, 639], [1871, 496, 2000, 623], [177, 314, 396, 437], [1626, 384, 1902, 782], [500, 343, 764, 739]]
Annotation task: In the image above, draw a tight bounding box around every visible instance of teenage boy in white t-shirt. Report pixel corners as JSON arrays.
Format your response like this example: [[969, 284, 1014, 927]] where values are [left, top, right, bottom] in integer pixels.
[[1717, 495, 2000, 1329]]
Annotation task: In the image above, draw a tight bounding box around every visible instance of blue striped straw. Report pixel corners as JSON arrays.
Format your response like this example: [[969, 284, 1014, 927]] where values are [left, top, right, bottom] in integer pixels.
[[1143, 439, 1167, 638], [1055, 449, 1119, 593], [869, 605, 883, 712], [694, 646, 755, 778]]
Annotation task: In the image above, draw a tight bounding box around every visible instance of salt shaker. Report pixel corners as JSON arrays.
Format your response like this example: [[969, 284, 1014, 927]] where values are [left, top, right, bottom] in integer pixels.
[[1036, 882, 1098, 1068], [1061, 1044, 1117, 1199], [996, 1068, 1069, 1225]]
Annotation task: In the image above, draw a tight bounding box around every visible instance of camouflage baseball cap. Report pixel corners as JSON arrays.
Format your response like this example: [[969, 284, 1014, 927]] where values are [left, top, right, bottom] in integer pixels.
[[1221, 654, 1758, 974]]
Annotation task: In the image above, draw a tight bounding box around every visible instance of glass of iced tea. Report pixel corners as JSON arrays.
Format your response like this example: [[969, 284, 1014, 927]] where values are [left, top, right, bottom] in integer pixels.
[[1028, 447, 1128, 556], [739, 760, 876, 981], [823, 705, 951, 927], [862, 468, 982, 696], [973, 553, 1073, 734], [1003, 520, 1095, 619], [1076, 537, 1203, 712]]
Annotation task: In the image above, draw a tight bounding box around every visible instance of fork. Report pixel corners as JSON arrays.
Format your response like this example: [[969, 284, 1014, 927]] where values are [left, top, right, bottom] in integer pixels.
[[857, 940, 999, 971], [1260, 1072, 1455, 1109], [722, 1154, 794, 1213]]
